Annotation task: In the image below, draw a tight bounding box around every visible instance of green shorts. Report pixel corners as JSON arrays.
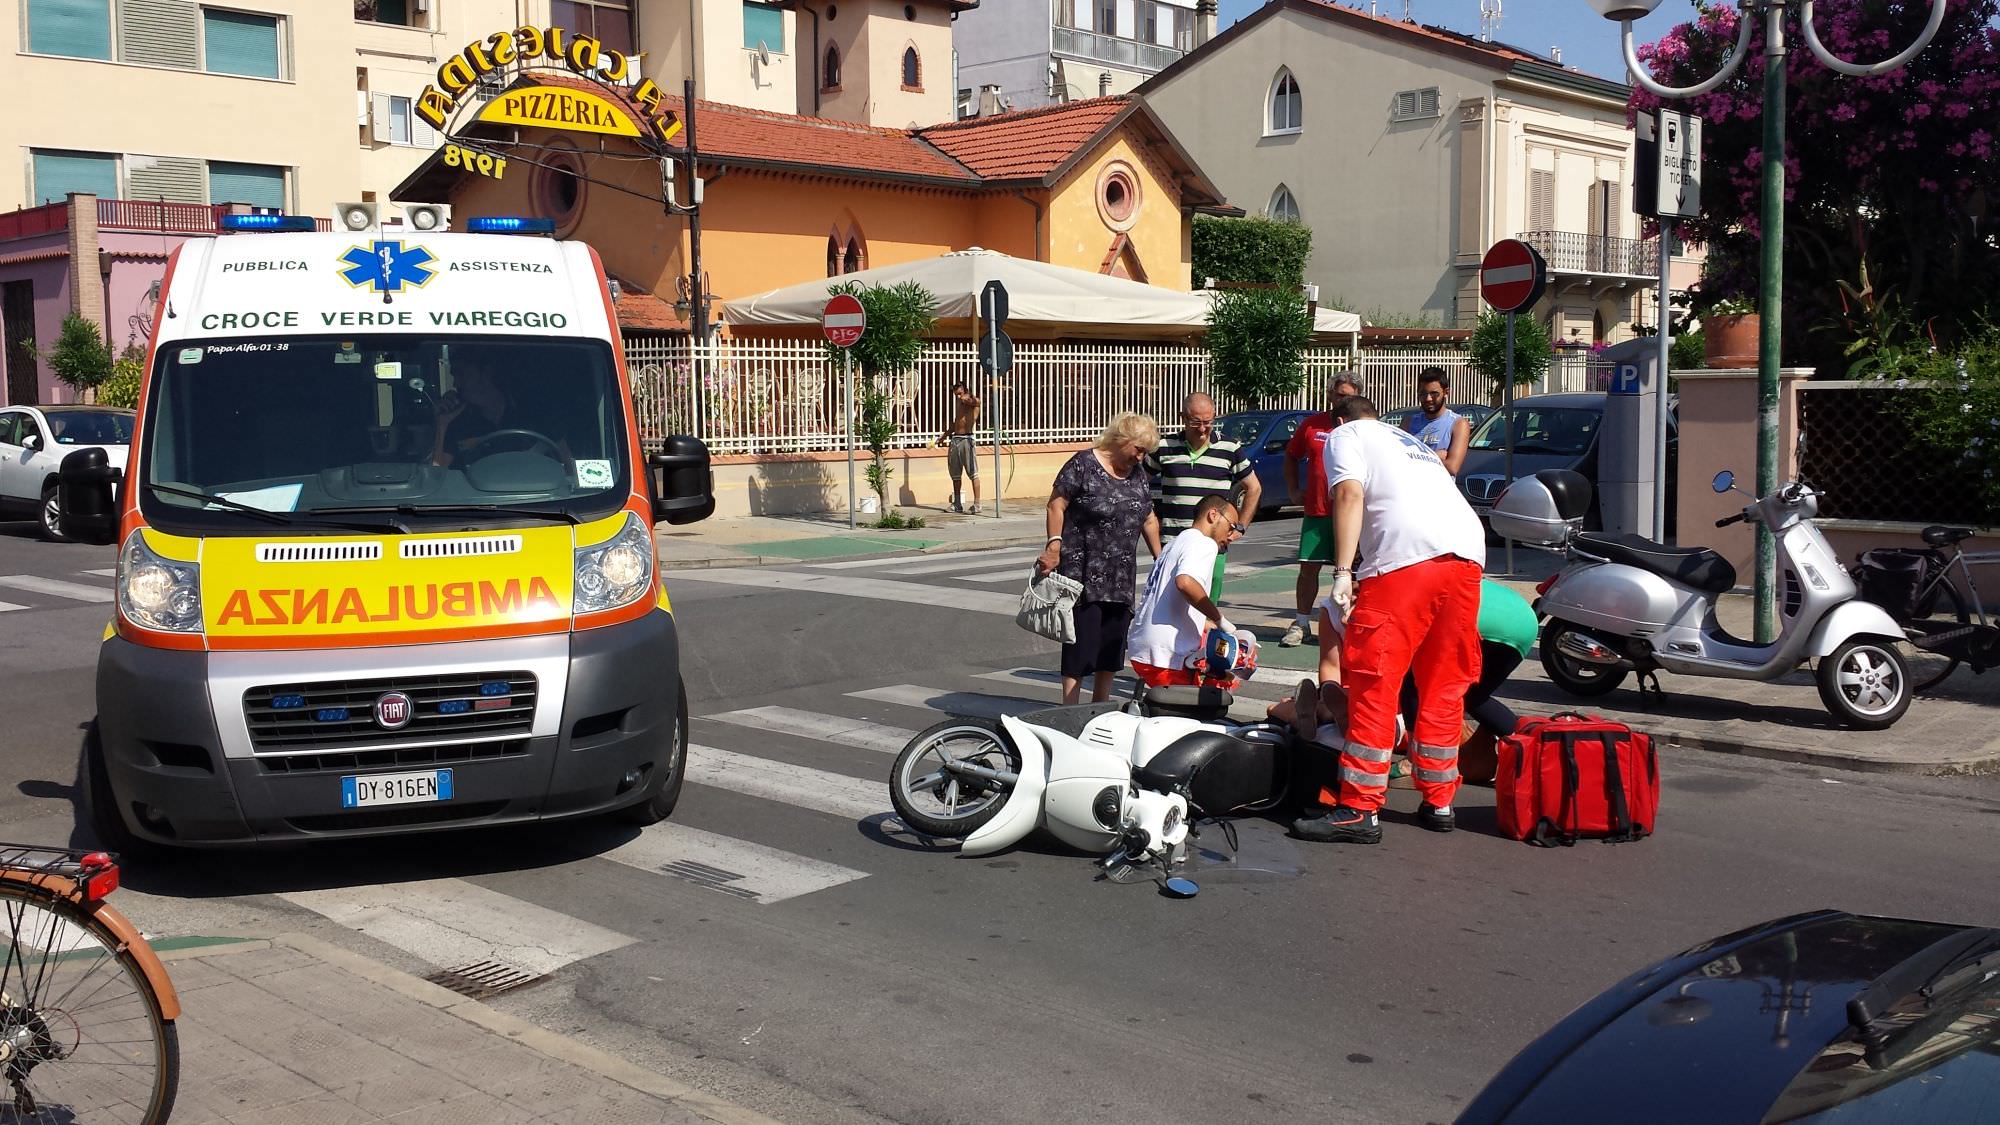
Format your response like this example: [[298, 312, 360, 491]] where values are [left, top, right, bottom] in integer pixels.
[[1299, 515, 1335, 563], [1212, 554, 1226, 601]]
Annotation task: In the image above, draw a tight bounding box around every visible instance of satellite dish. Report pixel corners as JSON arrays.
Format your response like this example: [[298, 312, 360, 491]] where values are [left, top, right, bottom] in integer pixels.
[[757, 42, 771, 65]]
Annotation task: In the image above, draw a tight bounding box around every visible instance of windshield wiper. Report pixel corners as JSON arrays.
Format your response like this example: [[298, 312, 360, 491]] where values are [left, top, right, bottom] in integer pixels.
[[148, 483, 408, 534], [314, 503, 580, 526], [1847, 926, 2000, 1066]]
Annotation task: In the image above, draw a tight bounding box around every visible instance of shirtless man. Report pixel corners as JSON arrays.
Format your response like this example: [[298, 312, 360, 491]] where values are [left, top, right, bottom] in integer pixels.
[[935, 382, 983, 514]]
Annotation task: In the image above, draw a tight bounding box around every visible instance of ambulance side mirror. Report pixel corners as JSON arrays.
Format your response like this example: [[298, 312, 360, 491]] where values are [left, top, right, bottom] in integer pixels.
[[649, 435, 715, 526], [59, 448, 122, 545]]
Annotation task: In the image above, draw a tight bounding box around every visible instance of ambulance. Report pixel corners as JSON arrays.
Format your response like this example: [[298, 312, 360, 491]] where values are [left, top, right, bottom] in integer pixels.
[[58, 213, 715, 847]]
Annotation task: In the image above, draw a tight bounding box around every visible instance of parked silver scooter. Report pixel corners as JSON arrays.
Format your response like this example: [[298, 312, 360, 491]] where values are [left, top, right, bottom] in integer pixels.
[[1491, 469, 1913, 729]]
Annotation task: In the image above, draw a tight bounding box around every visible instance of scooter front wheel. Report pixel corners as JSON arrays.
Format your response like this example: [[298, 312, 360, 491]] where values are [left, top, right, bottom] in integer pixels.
[[890, 718, 1023, 839], [1540, 619, 1630, 698], [1817, 639, 1913, 730]]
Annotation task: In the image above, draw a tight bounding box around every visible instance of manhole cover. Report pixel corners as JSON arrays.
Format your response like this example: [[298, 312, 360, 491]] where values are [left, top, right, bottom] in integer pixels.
[[659, 859, 760, 901], [425, 960, 547, 1000]]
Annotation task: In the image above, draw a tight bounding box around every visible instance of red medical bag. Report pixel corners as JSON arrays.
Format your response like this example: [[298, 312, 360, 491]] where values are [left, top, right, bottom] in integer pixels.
[[1496, 713, 1658, 845]]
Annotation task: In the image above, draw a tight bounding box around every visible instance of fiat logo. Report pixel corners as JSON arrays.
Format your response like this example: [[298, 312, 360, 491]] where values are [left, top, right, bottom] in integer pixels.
[[374, 692, 413, 730]]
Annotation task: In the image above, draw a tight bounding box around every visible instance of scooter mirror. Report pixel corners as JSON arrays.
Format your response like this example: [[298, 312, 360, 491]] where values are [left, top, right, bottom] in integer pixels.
[[1711, 470, 1735, 494]]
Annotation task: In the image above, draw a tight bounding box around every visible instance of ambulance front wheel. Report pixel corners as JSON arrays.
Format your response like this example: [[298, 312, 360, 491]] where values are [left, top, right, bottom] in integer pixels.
[[615, 679, 689, 825]]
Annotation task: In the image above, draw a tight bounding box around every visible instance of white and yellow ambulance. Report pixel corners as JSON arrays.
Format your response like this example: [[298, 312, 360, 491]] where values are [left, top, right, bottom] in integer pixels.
[[59, 213, 714, 846]]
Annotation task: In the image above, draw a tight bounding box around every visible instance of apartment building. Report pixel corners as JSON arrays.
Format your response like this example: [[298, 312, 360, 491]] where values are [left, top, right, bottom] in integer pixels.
[[952, 0, 1216, 115], [1139, 0, 1700, 342]]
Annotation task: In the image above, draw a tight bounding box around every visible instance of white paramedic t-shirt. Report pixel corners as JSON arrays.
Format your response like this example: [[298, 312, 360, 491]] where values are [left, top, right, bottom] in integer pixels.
[[1126, 528, 1221, 669], [1324, 418, 1485, 580]]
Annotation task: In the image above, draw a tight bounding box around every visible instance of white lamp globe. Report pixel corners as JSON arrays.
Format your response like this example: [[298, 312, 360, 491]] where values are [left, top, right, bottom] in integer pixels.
[[1587, 0, 1665, 20]]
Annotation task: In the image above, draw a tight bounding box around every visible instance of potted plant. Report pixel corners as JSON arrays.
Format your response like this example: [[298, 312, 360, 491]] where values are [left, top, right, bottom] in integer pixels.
[[1702, 296, 1760, 369]]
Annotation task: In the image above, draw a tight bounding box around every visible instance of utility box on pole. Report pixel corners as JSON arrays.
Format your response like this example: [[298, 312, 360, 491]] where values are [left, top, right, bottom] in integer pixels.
[[1596, 337, 1663, 539]]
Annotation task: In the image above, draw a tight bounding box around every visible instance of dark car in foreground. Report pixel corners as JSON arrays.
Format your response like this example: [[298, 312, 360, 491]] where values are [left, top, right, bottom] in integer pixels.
[[1460, 910, 2000, 1124], [1457, 392, 1676, 532]]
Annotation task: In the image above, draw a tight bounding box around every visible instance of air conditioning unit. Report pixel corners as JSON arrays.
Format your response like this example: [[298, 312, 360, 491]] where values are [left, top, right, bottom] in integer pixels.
[[403, 203, 450, 233], [335, 201, 378, 232]]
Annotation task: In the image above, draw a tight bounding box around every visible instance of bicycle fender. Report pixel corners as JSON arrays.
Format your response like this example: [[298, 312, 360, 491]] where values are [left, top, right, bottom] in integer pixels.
[[961, 715, 1048, 858], [0, 869, 182, 1021], [1808, 600, 1907, 658]]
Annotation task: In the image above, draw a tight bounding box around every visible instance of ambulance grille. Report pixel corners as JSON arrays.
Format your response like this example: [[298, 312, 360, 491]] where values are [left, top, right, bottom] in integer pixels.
[[242, 671, 537, 751], [401, 535, 524, 560], [256, 542, 383, 562]]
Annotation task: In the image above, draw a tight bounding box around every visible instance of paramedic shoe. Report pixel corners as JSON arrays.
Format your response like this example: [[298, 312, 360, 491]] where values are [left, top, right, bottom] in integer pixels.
[[1279, 621, 1308, 648], [1417, 803, 1456, 833], [1290, 806, 1382, 845]]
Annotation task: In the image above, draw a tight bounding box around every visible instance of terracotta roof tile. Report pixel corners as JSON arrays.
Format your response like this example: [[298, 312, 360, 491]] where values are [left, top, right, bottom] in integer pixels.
[[917, 97, 1131, 181], [609, 277, 688, 332]]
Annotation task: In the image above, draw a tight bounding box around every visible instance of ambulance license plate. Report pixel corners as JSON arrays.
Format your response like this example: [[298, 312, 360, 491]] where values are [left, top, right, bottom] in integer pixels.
[[341, 769, 454, 809]]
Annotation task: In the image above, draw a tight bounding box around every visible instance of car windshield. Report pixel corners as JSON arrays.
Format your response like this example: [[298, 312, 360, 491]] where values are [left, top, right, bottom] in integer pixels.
[[1216, 415, 1270, 446], [46, 409, 134, 445], [1469, 406, 1601, 456], [1768, 969, 2000, 1123], [139, 334, 629, 532]]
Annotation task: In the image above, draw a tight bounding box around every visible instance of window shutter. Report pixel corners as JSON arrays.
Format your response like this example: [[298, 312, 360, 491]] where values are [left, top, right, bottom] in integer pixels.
[[1530, 169, 1554, 233], [118, 0, 197, 68], [126, 154, 205, 203], [370, 92, 394, 144], [30, 150, 119, 205], [412, 114, 439, 149], [209, 161, 287, 209], [202, 8, 280, 77], [1586, 180, 1603, 238], [28, 0, 113, 59], [1419, 88, 1439, 117], [1393, 91, 1416, 119]]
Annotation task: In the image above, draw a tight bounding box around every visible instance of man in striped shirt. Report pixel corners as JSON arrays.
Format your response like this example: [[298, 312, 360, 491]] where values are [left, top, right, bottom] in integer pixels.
[[1146, 393, 1260, 598]]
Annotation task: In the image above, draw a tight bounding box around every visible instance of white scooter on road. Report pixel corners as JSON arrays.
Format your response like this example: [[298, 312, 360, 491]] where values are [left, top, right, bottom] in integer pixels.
[[1491, 468, 1912, 729]]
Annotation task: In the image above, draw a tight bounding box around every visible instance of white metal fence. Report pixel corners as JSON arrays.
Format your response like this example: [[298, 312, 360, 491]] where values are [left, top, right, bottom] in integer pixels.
[[623, 336, 1482, 455]]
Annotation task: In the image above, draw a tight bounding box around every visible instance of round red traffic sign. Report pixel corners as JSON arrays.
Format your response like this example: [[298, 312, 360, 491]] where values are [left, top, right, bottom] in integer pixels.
[[1480, 239, 1548, 314], [822, 294, 867, 347]]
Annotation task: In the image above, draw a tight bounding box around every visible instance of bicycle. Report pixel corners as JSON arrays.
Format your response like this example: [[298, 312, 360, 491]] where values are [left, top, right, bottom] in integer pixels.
[[1, 845, 179, 1124], [1855, 526, 2000, 694]]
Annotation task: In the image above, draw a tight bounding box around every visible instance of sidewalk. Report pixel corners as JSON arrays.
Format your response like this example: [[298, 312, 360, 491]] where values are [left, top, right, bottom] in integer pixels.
[[157, 934, 779, 1125], [659, 503, 1048, 569], [1218, 562, 2000, 777]]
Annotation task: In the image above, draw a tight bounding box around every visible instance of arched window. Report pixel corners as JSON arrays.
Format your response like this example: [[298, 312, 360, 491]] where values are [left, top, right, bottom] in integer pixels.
[[844, 237, 864, 274], [827, 235, 842, 277], [1268, 184, 1300, 223], [823, 43, 841, 89], [1268, 69, 1301, 134], [902, 46, 922, 90]]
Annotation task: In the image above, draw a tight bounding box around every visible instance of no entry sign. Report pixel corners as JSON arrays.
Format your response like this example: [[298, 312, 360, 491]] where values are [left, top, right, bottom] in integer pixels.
[[822, 294, 867, 347], [1480, 240, 1549, 314]]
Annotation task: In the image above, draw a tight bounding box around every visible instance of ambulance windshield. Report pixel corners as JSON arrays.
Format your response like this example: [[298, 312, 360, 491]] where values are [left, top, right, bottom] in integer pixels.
[[139, 335, 631, 531]]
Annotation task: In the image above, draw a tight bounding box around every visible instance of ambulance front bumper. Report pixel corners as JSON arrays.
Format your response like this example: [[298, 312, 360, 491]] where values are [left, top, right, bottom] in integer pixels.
[[93, 610, 681, 845]]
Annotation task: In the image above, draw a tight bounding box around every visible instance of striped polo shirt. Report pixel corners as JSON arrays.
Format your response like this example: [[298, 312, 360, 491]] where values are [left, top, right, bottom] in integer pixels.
[[1146, 434, 1252, 531]]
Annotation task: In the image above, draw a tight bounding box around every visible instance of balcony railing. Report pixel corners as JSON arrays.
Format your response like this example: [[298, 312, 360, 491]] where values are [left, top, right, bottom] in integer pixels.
[[1518, 231, 1659, 278], [1052, 26, 1183, 74], [99, 200, 332, 233]]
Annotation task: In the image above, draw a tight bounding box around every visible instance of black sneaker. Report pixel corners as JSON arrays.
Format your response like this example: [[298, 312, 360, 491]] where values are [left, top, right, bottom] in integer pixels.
[[1418, 803, 1456, 833], [1291, 806, 1382, 844]]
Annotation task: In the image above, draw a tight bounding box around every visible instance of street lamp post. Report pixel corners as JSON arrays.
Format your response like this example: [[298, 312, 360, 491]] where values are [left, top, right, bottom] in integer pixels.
[[1588, 0, 1946, 641]]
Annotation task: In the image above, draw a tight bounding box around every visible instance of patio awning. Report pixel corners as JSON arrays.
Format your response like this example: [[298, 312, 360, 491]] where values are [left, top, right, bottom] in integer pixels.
[[721, 248, 1362, 339]]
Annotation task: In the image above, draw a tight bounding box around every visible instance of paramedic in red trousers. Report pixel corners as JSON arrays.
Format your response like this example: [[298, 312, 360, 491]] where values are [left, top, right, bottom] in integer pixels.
[[1292, 394, 1486, 844]]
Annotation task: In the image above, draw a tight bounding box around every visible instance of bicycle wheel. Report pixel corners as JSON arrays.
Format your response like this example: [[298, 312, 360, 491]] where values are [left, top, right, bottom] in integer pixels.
[[1, 883, 178, 1125], [1899, 580, 1969, 694]]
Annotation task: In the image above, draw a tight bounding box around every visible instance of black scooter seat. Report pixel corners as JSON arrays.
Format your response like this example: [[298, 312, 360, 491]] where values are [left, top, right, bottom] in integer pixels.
[[1575, 532, 1738, 595]]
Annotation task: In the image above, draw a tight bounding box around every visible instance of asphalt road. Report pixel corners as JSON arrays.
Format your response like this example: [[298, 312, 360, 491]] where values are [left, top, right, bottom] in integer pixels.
[[6, 515, 2000, 1124]]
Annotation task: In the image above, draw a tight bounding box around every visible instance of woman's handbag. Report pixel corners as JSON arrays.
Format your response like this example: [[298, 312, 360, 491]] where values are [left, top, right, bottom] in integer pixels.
[[1017, 570, 1085, 644]]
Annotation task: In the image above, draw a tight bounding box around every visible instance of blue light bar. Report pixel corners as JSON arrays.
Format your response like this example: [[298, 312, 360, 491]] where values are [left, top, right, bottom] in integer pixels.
[[272, 693, 306, 710], [479, 681, 510, 697], [466, 216, 556, 235], [438, 699, 472, 715], [314, 707, 351, 723], [219, 213, 317, 232]]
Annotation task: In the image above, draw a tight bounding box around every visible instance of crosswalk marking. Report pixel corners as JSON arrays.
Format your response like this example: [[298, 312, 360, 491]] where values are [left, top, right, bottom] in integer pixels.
[[81, 568, 117, 578], [861, 549, 1042, 577], [0, 575, 114, 603], [959, 568, 1032, 585], [808, 546, 1038, 572], [846, 684, 1046, 721], [687, 744, 887, 820], [0, 601, 27, 614], [703, 706, 915, 755], [674, 568, 1018, 615], [278, 878, 632, 977], [975, 666, 1293, 705], [598, 822, 866, 904]]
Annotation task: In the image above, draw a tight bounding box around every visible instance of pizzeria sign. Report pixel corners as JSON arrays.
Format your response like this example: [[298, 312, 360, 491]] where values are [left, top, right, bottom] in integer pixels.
[[417, 25, 683, 145]]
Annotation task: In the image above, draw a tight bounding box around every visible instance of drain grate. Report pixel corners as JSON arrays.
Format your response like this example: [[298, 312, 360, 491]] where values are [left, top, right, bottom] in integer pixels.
[[658, 860, 761, 901], [425, 960, 547, 1000]]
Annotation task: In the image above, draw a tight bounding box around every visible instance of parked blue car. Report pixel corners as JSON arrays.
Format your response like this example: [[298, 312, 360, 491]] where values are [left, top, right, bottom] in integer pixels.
[[1216, 410, 1308, 514]]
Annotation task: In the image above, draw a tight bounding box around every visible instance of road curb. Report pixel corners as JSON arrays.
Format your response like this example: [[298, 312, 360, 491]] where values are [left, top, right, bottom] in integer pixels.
[[243, 933, 788, 1125], [1625, 724, 2000, 779]]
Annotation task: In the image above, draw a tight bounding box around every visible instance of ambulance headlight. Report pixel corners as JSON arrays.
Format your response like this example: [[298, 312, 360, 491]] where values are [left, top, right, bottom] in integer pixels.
[[574, 513, 653, 613], [119, 533, 203, 633]]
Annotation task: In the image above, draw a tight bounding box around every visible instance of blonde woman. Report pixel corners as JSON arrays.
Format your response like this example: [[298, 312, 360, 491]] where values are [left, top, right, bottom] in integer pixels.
[[1034, 413, 1165, 704]]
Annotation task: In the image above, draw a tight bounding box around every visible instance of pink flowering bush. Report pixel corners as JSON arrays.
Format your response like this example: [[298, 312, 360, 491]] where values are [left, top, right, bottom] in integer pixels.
[[1630, 0, 2000, 374]]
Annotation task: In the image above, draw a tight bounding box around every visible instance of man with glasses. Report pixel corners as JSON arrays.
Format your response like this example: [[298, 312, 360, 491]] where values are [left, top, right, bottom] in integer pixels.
[[1128, 496, 1248, 688], [1146, 392, 1259, 601]]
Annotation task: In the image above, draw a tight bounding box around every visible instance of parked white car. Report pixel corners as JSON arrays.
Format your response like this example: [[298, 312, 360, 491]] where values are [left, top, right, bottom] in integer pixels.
[[0, 405, 135, 541]]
